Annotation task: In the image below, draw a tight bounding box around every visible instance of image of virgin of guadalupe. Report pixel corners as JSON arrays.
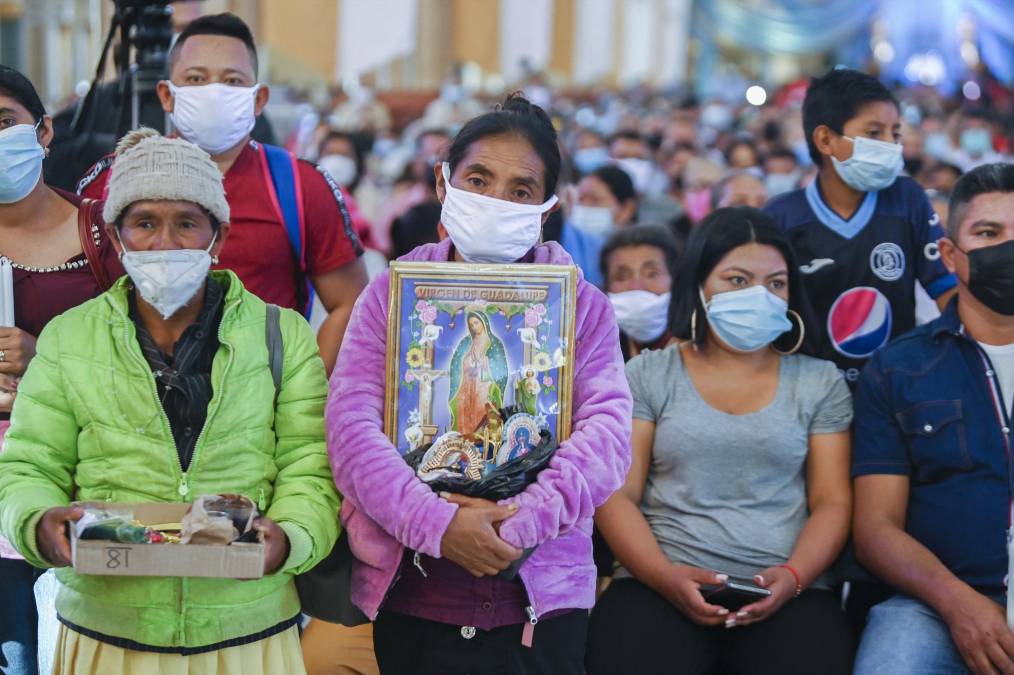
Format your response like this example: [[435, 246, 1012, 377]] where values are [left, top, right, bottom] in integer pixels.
[[448, 311, 509, 435]]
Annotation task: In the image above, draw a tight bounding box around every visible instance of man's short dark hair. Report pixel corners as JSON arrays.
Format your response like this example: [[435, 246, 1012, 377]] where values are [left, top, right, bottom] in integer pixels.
[[608, 130, 645, 147], [170, 13, 258, 76], [947, 163, 1014, 237], [802, 68, 897, 166], [765, 146, 798, 166]]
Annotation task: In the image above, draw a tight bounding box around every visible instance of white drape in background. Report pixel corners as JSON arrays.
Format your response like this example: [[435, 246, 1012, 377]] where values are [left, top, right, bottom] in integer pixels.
[[618, 0, 655, 86], [499, 0, 555, 85], [337, 0, 419, 81], [572, 0, 615, 85], [657, 0, 693, 86]]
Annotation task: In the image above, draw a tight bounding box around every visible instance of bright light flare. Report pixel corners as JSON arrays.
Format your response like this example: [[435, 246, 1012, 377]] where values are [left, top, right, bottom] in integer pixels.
[[745, 85, 767, 106]]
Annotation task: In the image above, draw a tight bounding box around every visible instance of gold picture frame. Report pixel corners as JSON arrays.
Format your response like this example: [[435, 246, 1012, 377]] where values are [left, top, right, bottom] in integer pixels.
[[385, 262, 578, 455]]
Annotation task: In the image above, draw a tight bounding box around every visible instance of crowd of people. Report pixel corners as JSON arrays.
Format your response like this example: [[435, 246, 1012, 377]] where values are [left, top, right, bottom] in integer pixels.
[[1, 9, 1014, 675]]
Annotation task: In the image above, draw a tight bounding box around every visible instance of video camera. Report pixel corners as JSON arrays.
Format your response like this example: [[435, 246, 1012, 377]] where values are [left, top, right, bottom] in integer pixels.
[[45, 0, 175, 190], [100, 0, 175, 133]]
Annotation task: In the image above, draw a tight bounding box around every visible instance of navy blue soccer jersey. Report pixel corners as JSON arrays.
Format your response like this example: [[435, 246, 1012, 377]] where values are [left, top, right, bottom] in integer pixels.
[[763, 176, 956, 383]]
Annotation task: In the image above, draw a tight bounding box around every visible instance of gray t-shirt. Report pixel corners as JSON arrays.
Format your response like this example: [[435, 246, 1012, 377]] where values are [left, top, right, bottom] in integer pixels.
[[618, 345, 852, 586]]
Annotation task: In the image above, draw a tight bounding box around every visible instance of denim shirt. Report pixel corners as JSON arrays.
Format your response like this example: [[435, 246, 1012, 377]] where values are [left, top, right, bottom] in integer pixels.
[[852, 299, 1013, 596]]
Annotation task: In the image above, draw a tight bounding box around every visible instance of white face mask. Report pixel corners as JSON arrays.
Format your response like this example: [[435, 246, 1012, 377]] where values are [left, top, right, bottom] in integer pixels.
[[614, 157, 655, 194], [570, 204, 614, 237], [119, 236, 216, 320], [168, 82, 259, 156], [764, 171, 801, 197], [439, 162, 557, 264], [609, 290, 671, 343], [318, 154, 358, 187], [831, 135, 903, 193]]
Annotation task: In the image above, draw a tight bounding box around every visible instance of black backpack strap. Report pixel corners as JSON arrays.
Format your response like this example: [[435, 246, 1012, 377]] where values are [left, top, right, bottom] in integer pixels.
[[265, 304, 283, 402]]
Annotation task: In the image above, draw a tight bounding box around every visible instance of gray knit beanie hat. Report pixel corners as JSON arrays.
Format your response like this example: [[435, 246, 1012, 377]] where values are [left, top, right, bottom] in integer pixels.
[[102, 127, 230, 225]]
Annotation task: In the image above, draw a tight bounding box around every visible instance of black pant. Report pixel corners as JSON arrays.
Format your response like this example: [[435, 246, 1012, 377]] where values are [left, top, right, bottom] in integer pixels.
[[586, 579, 855, 675], [373, 610, 587, 675], [0, 558, 39, 675]]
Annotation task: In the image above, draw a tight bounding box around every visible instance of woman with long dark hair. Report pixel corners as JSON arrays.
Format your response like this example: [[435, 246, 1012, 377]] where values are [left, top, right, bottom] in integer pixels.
[[587, 207, 855, 675]]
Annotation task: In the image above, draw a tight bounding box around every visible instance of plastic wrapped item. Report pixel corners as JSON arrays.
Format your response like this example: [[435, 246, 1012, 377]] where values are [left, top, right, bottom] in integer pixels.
[[201, 494, 257, 537], [181, 494, 256, 545], [403, 406, 557, 501], [78, 518, 149, 544], [75, 505, 145, 543]]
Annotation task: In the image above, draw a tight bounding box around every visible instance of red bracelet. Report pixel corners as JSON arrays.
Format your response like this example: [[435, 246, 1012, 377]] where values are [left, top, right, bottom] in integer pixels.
[[778, 563, 802, 597]]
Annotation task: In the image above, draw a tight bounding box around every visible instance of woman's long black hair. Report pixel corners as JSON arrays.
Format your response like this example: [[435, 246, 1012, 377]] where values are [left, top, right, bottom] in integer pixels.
[[668, 206, 822, 355]]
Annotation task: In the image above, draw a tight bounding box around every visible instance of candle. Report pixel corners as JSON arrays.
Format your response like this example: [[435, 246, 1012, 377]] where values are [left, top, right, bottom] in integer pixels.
[[0, 257, 12, 328]]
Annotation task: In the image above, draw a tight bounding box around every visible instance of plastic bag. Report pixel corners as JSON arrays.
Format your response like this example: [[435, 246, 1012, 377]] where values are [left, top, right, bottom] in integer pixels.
[[403, 410, 558, 501], [75, 505, 148, 543], [181, 494, 256, 545]]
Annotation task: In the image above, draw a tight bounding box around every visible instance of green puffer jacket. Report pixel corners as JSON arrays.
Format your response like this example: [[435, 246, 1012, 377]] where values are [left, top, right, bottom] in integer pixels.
[[0, 270, 339, 649]]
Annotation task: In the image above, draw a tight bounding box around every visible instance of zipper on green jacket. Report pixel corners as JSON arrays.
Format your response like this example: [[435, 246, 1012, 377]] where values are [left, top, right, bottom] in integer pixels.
[[118, 317, 182, 494], [186, 298, 238, 494], [112, 293, 239, 502]]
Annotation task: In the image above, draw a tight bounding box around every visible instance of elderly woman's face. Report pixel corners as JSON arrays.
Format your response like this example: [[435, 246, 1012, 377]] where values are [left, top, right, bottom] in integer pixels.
[[113, 200, 228, 256], [437, 133, 547, 205], [606, 244, 672, 295]]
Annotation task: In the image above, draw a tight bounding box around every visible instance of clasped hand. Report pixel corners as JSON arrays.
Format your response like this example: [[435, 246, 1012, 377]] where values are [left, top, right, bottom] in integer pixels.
[[439, 493, 521, 577]]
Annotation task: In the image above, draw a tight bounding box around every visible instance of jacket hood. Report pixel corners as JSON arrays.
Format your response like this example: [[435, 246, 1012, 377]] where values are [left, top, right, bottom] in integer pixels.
[[398, 238, 579, 270]]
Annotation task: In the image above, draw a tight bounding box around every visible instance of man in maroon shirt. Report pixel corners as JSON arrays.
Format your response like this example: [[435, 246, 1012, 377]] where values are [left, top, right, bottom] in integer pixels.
[[78, 13, 367, 373]]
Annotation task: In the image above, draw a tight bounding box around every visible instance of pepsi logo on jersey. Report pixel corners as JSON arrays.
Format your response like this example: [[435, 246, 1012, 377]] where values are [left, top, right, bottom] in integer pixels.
[[827, 287, 893, 360]]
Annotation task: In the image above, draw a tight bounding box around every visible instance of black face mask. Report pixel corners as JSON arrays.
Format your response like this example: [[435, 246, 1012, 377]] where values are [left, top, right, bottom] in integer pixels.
[[963, 240, 1014, 315]]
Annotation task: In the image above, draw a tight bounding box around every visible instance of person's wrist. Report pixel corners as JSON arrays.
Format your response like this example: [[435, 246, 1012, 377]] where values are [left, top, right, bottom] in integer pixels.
[[933, 578, 979, 624], [641, 561, 680, 597], [777, 563, 802, 597]]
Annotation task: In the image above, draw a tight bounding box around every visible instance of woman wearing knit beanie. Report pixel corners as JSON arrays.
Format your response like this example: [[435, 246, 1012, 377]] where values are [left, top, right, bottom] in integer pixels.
[[0, 128, 339, 675]]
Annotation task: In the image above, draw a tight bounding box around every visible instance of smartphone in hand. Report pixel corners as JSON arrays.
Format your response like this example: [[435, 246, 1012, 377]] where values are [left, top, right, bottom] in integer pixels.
[[699, 578, 772, 610]]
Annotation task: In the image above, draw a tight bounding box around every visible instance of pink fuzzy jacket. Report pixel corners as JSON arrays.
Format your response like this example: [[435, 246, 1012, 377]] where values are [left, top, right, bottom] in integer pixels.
[[325, 239, 632, 620]]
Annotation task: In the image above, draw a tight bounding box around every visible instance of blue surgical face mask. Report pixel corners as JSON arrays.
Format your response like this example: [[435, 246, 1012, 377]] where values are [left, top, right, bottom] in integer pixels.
[[0, 121, 44, 204], [831, 135, 903, 193], [702, 284, 792, 353], [960, 128, 992, 157], [572, 146, 610, 175], [924, 131, 951, 159], [764, 170, 800, 197]]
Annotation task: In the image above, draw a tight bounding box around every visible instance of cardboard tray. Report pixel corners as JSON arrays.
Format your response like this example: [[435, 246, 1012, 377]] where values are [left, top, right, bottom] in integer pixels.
[[71, 502, 264, 579]]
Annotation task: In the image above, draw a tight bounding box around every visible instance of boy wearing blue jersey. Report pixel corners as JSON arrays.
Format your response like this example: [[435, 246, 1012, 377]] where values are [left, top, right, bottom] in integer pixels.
[[764, 68, 956, 384]]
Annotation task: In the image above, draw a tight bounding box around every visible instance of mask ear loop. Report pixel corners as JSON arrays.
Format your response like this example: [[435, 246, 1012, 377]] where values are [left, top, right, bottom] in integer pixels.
[[206, 232, 219, 265], [771, 310, 805, 356], [690, 287, 710, 352], [32, 118, 51, 158], [113, 227, 129, 259]]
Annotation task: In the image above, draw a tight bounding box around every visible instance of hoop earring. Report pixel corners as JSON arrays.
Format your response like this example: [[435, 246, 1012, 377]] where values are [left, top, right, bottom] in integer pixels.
[[772, 310, 805, 356], [690, 309, 699, 352]]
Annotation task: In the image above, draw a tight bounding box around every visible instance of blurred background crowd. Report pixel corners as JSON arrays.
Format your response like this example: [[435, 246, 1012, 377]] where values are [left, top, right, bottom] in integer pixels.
[[3, 0, 1013, 286]]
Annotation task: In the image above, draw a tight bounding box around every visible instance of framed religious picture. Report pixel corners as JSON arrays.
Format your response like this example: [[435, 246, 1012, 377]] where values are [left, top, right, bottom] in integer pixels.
[[385, 262, 578, 456]]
